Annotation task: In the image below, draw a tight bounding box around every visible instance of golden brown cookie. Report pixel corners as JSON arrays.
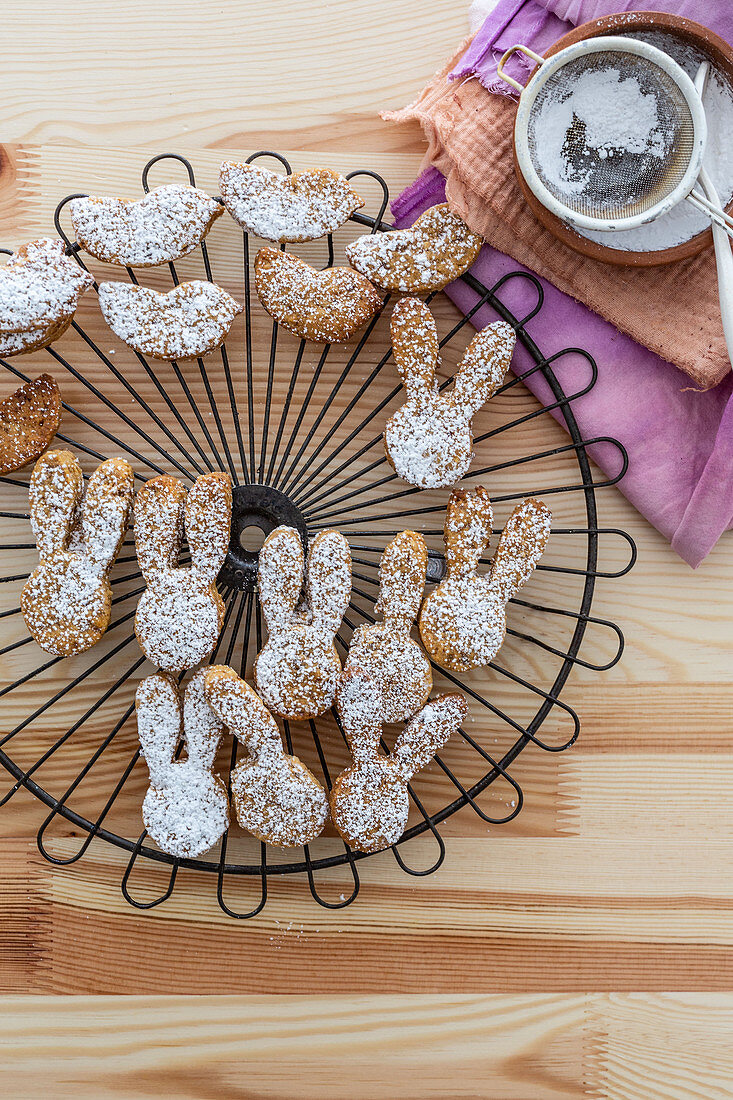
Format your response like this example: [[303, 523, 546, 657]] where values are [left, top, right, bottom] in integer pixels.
[[204, 664, 328, 848], [134, 471, 232, 673], [136, 669, 229, 858], [0, 313, 75, 358], [418, 486, 551, 672], [344, 530, 431, 723], [0, 375, 61, 474], [219, 162, 364, 242], [0, 238, 93, 334], [254, 247, 382, 343], [69, 185, 224, 267], [254, 525, 351, 720], [330, 668, 467, 853], [21, 450, 134, 656], [98, 280, 242, 360], [384, 297, 515, 489], [346, 203, 483, 293]]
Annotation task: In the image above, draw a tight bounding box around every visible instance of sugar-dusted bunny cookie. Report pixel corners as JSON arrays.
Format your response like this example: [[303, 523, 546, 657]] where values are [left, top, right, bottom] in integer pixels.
[[220, 163, 364, 242], [344, 530, 431, 723], [255, 525, 351, 720], [204, 665, 328, 847], [346, 204, 483, 293], [135, 471, 232, 673], [98, 280, 242, 360], [0, 374, 61, 474], [419, 486, 551, 672], [21, 450, 134, 656], [136, 669, 229, 858], [69, 185, 223, 267], [331, 668, 467, 853], [0, 238, 93, 335], [254, 247, 383, 343], [384, 298, 515, 489]]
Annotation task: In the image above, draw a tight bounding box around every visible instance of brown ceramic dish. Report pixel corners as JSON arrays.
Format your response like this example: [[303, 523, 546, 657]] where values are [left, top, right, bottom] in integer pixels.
[[512, 10, 733, 266]]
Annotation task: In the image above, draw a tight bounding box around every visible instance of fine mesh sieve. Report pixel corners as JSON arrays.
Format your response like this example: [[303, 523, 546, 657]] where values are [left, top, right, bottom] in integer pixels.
[[498, 36, 708, 232]]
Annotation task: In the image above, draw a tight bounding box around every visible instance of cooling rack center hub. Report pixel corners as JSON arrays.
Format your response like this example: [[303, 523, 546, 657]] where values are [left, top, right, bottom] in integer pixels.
[[218, 483, 308, 592]]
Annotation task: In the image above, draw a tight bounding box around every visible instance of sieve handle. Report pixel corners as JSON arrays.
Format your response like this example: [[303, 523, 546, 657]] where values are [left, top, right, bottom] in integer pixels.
[[496, 44, 546, 93]]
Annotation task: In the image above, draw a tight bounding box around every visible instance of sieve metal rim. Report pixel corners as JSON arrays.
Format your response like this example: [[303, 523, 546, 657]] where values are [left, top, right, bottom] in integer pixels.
[[511, 35, 708, 233]]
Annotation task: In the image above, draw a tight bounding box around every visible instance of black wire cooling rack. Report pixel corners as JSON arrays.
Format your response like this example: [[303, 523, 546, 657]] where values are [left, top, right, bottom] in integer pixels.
[[0, 153, 636, 917]]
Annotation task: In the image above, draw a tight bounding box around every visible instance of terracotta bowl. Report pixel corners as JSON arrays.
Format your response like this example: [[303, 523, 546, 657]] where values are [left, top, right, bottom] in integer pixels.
[[513, 10, 733, 267]]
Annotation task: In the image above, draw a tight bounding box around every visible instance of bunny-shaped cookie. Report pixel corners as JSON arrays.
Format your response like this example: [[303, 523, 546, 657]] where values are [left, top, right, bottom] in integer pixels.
[[136, 669, 229, 858], [384, 298, 515, 489], [134, 472, 232, 673], [344, 530, 432, 723], [331, 668, 467, 853], [419, 486, 551, 672], [254, 525, 351, 720], [21, 450, 134, 656], [204, 664, 328, 847]]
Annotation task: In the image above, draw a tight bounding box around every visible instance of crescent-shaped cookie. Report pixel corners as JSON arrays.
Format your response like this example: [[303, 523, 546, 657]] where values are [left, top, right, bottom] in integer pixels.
[[0, 314, 74, 359], [254, 247, 382, 343], [98, 280, 242, 360], [69, 185, 224, 267], [0, 374, 61, 475], [0, 238, 93, 334], [219, 162, 364, 242], [346, 204, 483, 293]]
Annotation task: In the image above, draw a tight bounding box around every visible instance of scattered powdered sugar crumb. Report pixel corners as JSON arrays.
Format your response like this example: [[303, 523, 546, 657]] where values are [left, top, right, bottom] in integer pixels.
[[69, 185, 222, 266], [98, 280, 242, 360], [219, 163, 363, 243], [0, 238, 93, 333]]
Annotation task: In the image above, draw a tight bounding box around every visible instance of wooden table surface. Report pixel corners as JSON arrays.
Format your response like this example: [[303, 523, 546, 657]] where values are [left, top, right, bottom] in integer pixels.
[[1, 2, 732, 1097]]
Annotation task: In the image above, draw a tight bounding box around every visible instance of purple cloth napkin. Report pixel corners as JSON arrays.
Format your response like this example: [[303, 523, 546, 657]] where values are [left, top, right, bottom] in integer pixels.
[[392, 0, 733, 567]]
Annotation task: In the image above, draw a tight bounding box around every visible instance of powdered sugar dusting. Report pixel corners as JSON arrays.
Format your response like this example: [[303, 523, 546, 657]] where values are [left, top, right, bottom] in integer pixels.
[[98, 280, 242, 361], [220, 163, 364, 243], [70, 185, 223, 266], [0, 375, 61, 475]]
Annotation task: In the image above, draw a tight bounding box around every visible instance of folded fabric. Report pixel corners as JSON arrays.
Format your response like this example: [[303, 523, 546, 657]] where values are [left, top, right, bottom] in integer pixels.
[[385, 1, 733, 565]]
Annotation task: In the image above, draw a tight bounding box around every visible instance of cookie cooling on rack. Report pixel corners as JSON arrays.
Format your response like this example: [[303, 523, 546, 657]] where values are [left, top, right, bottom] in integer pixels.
[[384, 297, 515, 489], [69, 184, 224, 267], [21, 450, 134, 656], [0, 238, 93, 356], [419, 486, 551, 672], [98, 280, 242, 360], [331, 668, 467, 853], [254, 247, 383, 343], [255, 525, 351, 720], [136, 669, 229, 859], [220, 162, 364, 242], [346, 203, 483, 293], [134, 471, 232, 673], [0, 375, 61, 475], [204, 665, 329, 848]]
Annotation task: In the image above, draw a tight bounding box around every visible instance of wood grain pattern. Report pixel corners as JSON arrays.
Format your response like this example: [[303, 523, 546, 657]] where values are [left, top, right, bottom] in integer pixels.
[[0, 1, 732, 1095]]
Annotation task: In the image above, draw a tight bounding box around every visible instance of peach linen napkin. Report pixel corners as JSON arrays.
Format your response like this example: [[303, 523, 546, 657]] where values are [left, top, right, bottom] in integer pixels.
[[384, 0, 733, 566]]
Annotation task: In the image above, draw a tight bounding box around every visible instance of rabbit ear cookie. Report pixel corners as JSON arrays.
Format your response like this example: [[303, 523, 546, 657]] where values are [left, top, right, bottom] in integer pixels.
[[204, 664, 328, 847], [98, 280, 242, 360], [69, 184, 224, 267], [0, 238, 93, 339], [136, 669, 229, 858], [346, 204, 483, 293], [134, 471, 232, 673], [21, 450, 134, 655], [331, 668, 466, 853], [220, 162, 364, 242], [254, 525, 351, 720], [384, 298, 515, 489], [419, 487, 551, 672], [254, 247, 383, 343]]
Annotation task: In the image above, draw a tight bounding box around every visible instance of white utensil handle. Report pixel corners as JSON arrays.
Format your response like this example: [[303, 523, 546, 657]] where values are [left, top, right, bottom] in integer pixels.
[[496, 44, 546, 93]]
